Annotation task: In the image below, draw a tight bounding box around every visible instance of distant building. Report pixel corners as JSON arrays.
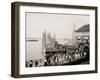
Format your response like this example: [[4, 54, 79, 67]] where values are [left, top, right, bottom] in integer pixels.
[[75, 24, 89, 43]]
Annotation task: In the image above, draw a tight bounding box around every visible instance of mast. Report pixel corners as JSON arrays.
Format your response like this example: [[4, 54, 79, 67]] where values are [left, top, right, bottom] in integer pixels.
[[42, 29, 46, 59], [72, 24, 76, 44]]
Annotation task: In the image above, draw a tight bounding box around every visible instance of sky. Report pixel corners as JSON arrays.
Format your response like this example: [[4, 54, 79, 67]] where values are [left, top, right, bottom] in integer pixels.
[[26, 12, 90, 39]]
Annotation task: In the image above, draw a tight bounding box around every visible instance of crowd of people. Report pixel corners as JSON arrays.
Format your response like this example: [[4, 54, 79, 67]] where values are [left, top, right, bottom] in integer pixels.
[[44, 39, 89, 66], [26, 40, 89, 67], [26, 59, 44, 67]]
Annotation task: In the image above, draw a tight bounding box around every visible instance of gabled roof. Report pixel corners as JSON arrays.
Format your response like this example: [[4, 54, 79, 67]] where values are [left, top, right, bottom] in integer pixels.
[[75, 24, 89, 32]]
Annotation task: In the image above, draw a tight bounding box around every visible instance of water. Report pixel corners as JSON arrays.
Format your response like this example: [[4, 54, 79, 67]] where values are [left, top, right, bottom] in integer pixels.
[[26, 39, 43, 61]]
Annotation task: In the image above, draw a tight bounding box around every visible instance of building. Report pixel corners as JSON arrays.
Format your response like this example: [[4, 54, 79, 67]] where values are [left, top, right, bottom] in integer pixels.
[[75, 24, 89, 44]]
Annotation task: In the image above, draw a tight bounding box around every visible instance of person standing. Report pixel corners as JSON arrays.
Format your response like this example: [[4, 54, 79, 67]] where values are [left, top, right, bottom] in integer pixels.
[[35, 60, 38, 67]]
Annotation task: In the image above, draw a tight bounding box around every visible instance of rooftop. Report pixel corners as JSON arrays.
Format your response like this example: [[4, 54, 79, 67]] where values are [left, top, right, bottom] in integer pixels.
[[75, 24, 89, 32]]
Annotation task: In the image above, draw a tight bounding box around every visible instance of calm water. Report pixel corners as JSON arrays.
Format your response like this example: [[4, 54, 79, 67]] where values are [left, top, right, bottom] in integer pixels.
[[26, 39, 43, 61]]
